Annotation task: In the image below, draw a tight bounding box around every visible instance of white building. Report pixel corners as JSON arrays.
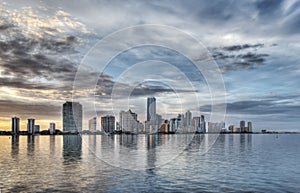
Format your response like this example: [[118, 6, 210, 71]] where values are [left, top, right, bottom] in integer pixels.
[[120, 109, 143, 133], [49, 122, 56, 135], [88, 117, 97, 133]]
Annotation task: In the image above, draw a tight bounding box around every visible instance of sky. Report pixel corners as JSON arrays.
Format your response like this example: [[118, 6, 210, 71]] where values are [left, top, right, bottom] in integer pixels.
[[0, 0, 299, 131]]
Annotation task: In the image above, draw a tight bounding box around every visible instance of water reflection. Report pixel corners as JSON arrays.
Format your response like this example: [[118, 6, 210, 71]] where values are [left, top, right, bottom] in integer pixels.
[[63, 135, 82, 163], [88, 135, 97, 155], [11, 135, 19, 157], [50, 135, 56, 156], [119, 134, 138, 149], [27, 135, 35, 156]]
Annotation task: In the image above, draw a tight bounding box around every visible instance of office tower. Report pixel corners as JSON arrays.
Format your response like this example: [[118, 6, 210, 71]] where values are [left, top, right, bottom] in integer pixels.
[[192, 117, 201, 132], [169, 118, 182, 133], [185, 110, 192, 127], [63, 101, 82, 132], [155, 114, 163, 128], [119, 110, 143, 133], [27, 118, 35, 135], [11, 116, 20, 135], [101, 115, 115, 133], [240, 120, 246, 133], [200, 115, 206, 133], [34, 125, 40, 133], [248, 122, 252, 133], [49, 122, 56, 135], [147, 97, 156, 121], [89, 117, 97, 132]]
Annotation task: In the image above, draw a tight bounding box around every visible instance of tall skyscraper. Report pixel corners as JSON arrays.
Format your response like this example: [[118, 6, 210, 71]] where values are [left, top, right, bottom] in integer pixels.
[[49, 122, 56, 135], [185, 110, 192, 127], [192, 117, 201, 132], [200, 115, 206, 133], [147, 97, 156, 121], [101, 115, 115, 133], [11, 116, 20, 135], [248, 122, 252, 133], [89, 117, 97, 132], [63, 101, 82, 132], [240, 120, 246, 132], [27, 118, 35, 135]]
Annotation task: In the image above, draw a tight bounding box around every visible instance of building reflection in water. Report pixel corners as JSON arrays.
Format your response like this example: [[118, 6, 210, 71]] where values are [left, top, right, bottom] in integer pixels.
[[27, 135, 35, 156], [63, 135, 82, 163], [11, 135, 19, 157], [187, 134, 205, 151], [88, 135, 97, 155], [119, 134, 138, 149], [146, 135, 158, 171], [49, 135, 56, 156]]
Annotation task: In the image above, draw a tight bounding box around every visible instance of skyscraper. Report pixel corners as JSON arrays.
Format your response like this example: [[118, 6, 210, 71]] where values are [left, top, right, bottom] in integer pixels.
[[27, 118, 35, 135], [11, 116, 20, 135], [185, 110, 192, 127], [49, 122, 56, 135], [147, 97, 156, 121], [240, 120, 246, 133], [101, 115, 115, 133], [119, 110, 143, 133], [192, 117, 201, 132], [200, 115, 206, 133], [89, 117, 97, 132], [248, 122, 252, 133], [63, 101, 82, 132]]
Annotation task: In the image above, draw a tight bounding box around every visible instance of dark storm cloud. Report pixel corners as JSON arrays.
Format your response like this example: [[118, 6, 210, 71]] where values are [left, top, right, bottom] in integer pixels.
[[95, 75, 198, 98], [201, 96, 300, 116], [222, 44, 264, 51], [0, 34, 79, 85], [211, 42, 269, 72], [0, 99, 61, 118]]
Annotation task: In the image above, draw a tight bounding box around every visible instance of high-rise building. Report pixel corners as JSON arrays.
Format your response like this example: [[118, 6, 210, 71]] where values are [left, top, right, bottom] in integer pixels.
[[119, 110, 143, 133], [240, 120, 246, 132], [169, 118, 182, 133], [34, 125, 40, 133], [185, 110, 192, 127], [155, 114, 163, 128], [27, 118, 35, 135], [101, 115, 115, 133], [192, 117, 201, 132], [248, 122, 252, 133], [200, 115, 206, 133], [88, 117, 97, 132], [49, 122, 56, 135], [147, 97, 156, 121], [62, 101, 82, 132], [11, 116, 20, 135]]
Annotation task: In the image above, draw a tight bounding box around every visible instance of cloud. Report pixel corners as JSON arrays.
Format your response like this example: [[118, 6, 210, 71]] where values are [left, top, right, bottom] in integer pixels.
[[212, 43, 269, 72], [201, 95, 300, 116], [222, 44, 264, 51]]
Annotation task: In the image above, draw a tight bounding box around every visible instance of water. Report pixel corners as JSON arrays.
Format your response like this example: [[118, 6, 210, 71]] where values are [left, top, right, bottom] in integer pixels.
[[0, 134, 300, 192]]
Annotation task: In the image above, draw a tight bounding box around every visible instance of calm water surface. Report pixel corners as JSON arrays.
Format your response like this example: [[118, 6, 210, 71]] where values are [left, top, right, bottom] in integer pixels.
[[0, 134, 299, 193]]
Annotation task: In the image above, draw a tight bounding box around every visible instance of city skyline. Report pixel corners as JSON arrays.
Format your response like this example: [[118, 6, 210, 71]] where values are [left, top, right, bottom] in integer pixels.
[[5, 98, 253, 134], [0, 1, 299, 131]]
